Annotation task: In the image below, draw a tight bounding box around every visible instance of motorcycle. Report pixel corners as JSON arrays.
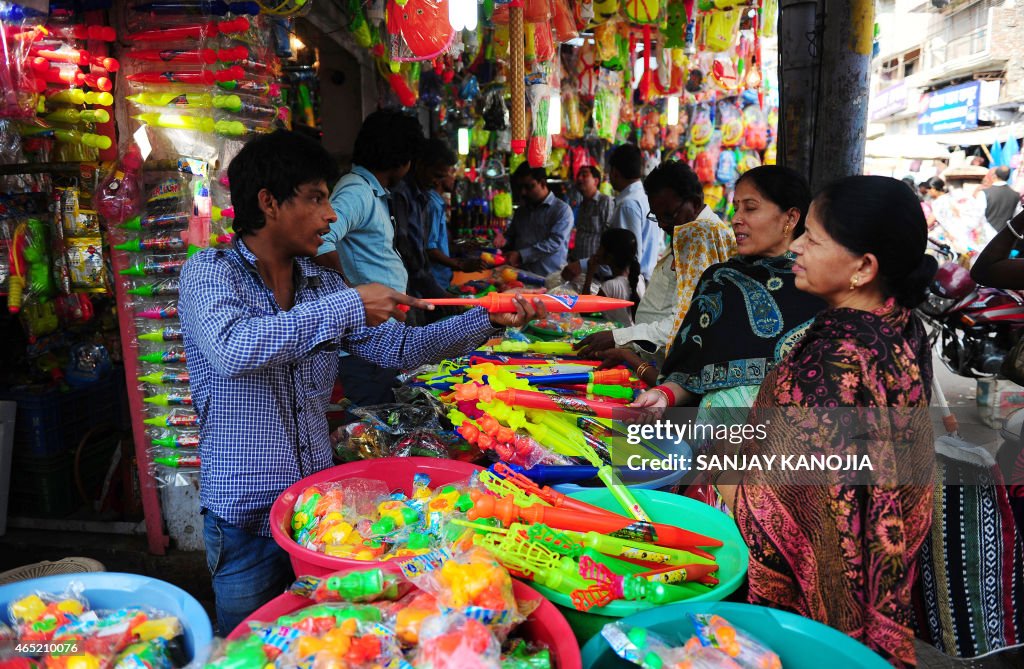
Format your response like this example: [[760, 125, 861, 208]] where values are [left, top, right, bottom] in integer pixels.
[[916, 240, 1024, 378]]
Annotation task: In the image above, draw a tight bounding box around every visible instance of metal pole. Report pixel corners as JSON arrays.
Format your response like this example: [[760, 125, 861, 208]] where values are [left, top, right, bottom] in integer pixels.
[[778, 0, 822, 180], [810, 0, 875, 191]]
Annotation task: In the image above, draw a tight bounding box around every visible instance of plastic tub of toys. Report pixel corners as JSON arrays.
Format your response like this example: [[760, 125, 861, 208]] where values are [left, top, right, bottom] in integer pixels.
[[270, 457, 483, 577]]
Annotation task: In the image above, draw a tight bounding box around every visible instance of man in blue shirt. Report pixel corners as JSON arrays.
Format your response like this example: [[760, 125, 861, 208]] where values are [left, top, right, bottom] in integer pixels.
[[608, 144, 664, 279], [314, 111, 424, 406], [392, 138, 459, 303], [502, 163, 574, 276], [427, 166, 482, 289], [179, 130, 544, 634]]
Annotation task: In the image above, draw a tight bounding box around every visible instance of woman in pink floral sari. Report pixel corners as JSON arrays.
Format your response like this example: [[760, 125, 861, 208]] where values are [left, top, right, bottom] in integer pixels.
[[719, 176, 939, 667]]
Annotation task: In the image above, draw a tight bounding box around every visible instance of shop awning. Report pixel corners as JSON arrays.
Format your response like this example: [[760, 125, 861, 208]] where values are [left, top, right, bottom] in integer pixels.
[[932, 123, 1024, 146], [864, 134, 949, 160]]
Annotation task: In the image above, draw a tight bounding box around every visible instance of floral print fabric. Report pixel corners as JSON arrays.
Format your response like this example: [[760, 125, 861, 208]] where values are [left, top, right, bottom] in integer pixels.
[[734, 300, 935, 667]]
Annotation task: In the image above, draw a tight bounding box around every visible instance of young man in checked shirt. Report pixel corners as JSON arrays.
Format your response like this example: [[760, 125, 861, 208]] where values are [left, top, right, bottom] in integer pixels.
[[177, 130, 545, 633]]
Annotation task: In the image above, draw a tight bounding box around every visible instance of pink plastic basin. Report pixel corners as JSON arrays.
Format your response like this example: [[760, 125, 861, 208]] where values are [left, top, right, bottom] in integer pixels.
[[269, 457, 483, 577], [228, 580, 582, 669]]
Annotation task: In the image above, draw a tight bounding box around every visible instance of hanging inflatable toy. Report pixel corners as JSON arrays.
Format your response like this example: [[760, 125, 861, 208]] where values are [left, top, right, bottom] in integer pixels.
[[551, 0, 579, 42], [719, 102, 743, 147], [576, 42, 599, 98], [737, 149, 762, 174], [592, 0, 621, 24], [386, 0, 455, 61], [661, 0, 689, 49], [742, 104, 768, 151], [700, 6, 741, 53]]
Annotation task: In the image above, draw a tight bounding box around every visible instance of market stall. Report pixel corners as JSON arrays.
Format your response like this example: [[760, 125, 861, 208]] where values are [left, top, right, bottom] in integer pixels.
[[0, 1, 915, 668]]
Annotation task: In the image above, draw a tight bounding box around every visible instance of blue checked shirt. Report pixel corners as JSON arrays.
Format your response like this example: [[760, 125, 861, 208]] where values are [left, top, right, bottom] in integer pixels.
[[178, 238, 499, 536]]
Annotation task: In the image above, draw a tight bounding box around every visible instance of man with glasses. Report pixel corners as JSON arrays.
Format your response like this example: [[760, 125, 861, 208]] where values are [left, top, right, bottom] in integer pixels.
[[502, 163, 574, 276], [575, 161, 735, 359]]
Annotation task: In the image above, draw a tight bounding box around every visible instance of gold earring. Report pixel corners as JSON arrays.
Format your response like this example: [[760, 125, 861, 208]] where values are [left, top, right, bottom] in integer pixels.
[[849, 276, 859, 291], [782, 224, 791, 235]]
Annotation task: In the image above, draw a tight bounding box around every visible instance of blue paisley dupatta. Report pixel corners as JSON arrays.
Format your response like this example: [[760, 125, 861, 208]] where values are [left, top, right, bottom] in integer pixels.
[[661, 254, 826, 397]]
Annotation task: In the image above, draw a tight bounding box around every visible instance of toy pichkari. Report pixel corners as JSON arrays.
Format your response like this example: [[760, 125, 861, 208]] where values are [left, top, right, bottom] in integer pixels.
[[386, 0, 454, 61]]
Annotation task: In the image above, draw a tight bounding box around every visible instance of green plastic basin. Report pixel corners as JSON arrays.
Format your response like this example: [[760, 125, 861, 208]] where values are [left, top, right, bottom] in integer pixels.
[[529, 488, 748, 644]]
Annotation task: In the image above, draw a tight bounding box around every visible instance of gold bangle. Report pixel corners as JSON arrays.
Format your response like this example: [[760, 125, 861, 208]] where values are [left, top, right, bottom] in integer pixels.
[[635, 362, 652, 379]]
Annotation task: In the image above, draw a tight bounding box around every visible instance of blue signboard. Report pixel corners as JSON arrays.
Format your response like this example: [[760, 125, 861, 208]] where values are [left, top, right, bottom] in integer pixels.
[[918, 81, 981, 135]]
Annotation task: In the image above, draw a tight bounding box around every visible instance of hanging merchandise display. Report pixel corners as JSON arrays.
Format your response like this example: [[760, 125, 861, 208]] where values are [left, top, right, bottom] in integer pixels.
[[0, 0, 306, 553]]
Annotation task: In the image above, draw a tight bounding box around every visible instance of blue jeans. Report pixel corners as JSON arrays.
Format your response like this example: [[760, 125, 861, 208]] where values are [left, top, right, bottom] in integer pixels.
[[202, 511, 294, 636]]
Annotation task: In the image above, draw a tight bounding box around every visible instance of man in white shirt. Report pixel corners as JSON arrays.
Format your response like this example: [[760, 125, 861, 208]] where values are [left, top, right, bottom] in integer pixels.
[[575, 161, 736, 359]]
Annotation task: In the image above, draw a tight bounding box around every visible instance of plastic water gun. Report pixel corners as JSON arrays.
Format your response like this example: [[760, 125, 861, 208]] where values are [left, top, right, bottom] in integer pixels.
[[143, 412, 198, 428], [123, 46, 249, 64], [125, 17, 251, 41], [127, 66, 245, 86], [47, 89, 113, 106], [523, 368, 630, 386], [53, 129, 112, 150], [120, 258, 186, 277], [139, 350, 186, 364], [7, 222, 28, 313], [128, 279, 180, 297], [411, 294, 633, 314], [44, 24, 116, 41], [528, 523, 715, 567], [572, 554, 714, 611], [324, 568, 403, 601], [132, 1, 261, 15], [152, 434, 199, 449], [153, 453, 200, 468], [139, 371, 190, 385], [138, 327, 183, 342], [460, 521, 594, 596], [489, 340, 576, 355], [114, 236, 187, 252], [467, 489, 722, 551], [454, 382, 643, 421], [44, 108, 111, 124], [136, 307, 179, 319], [144, 392, 192, 406]]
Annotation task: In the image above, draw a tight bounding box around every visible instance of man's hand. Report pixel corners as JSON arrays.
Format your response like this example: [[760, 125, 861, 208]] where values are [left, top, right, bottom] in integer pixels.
[[355, 284, 432, 326], [458, 257, 485, 272], [574, 329, 616, 357], [561, 260, 582, 281], [595, 346, 643, 370], [488, 294, 548, 328], [493, 231, 507, 249], [505, 250, 522, 268]]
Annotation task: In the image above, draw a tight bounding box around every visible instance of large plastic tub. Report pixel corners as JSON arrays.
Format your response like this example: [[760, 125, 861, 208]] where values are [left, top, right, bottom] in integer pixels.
[[580, 601, 889, 668], [0, 572, 213, 664], [531, 488, 748, 645], [270, 457, 483, 577], [228, 579, 582, 669]]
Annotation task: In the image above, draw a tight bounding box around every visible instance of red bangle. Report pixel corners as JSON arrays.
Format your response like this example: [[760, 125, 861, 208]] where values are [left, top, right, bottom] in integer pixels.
[[653, 384, 677, 406]]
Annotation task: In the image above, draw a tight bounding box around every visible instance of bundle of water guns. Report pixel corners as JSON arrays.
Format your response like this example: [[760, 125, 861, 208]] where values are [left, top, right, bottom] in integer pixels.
[[602, 618, 782, 669], [1, 2, 118, 160], [453, 463, 724, 613], [210, 551, 552, 669], [121, 0, 287, 141], [104, 171, 218, 479], [4, 584, 188, 669], [414, 343, 659, 469], [289, 473, 475, 562]]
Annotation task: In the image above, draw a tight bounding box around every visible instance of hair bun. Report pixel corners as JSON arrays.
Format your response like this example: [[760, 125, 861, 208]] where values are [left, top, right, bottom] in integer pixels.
[[894, 254, 939, 308]]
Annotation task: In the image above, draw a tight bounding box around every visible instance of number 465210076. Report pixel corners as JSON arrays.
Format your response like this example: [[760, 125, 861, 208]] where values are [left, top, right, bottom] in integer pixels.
[[14, 641, 81, 656]]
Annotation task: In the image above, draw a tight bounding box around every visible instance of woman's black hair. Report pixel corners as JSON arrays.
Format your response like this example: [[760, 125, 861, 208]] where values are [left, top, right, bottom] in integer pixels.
[[228, 129, 339, 236], [352, 110, 425, 171], [813, 175, 938, 308], [926, 176, 947, 193], [598, 228, 642, 313], [735, 165, 812, 237], [642, 160, 703, 203]]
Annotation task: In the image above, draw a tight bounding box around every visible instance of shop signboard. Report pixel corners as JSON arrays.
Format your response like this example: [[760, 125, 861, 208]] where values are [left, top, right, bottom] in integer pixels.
[[918, 81, 981, 134]]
